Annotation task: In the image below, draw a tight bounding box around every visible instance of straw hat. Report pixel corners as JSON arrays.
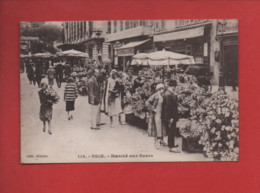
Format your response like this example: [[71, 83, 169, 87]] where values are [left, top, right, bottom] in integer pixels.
[[110, 69, 117, 76]]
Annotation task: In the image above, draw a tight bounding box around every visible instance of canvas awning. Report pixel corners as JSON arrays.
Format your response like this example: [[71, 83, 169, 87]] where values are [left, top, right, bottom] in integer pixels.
[[115, 39, 150, 56], [154, 27, 204, 42]]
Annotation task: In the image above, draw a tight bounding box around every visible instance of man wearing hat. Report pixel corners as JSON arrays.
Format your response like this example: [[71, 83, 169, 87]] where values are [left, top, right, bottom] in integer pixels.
[[87, 69, 102, 130], [161, 79, 181, 153], [46, 65, 56, 88]]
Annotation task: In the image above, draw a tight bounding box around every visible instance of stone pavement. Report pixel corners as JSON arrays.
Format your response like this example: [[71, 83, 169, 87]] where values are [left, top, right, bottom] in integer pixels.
[[21, 73, 212, 163]]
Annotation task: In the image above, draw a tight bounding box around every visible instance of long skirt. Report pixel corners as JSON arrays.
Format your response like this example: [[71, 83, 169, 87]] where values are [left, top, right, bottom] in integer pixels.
[[39, 105, 53, 121], [148, 113, 167, 137]]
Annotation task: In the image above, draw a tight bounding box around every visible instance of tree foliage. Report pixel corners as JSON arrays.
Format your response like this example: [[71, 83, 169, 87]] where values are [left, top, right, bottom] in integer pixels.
[[20, 22, 62, 54]]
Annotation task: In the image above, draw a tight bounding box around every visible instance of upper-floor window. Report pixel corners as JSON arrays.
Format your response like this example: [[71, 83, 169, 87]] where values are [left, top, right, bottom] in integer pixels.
[[133, 20, 138, 28], [155, 21, 159, 31], [130, 21, 134, 28], [114, 21, 117, 33], [120, 21, 124, 31], [107, 21, 111, 34], [140, 20, 145, 26], [125, 21, 129, 30]]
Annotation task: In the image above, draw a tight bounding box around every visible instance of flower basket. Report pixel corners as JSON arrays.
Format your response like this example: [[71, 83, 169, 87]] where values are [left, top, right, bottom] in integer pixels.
[[125, 113, 148, 130], [182, 135, 204, 153]]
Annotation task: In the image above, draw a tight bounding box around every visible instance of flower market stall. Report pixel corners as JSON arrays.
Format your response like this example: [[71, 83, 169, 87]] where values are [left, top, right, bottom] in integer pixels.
[[122, 50, 239, 161]]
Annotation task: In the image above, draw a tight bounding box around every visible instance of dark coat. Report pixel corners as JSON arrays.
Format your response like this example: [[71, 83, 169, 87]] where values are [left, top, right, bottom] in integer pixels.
[[87, 76, 100, 105], [161, 88, 179, 123]]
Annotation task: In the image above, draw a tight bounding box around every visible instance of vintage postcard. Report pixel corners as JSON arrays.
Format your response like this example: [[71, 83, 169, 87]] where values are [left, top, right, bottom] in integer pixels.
[[20, 19, 238, 163]]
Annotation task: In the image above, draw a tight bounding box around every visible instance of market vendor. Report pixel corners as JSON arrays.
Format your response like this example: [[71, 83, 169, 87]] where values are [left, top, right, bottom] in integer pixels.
[[146, 83, 167, 149], [150, 72, 162, 94], [133, 71, 145, 91]]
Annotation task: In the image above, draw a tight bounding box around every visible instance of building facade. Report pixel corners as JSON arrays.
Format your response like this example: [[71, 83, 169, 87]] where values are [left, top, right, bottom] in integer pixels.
[[61, 21, 108, 61], [61, 20, 238, 85]]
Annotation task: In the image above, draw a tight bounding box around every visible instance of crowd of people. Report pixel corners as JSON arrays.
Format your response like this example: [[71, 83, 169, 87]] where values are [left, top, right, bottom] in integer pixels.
[[21, 57, 187, 153]]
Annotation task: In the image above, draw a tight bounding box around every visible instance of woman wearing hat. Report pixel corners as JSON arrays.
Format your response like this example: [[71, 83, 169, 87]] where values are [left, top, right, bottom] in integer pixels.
[[64, 77, 78, 120], [38, 82, 59, 135], [105, 69, 123, 127], [146, 83, 167, 149], [46, 65, 56, 88]]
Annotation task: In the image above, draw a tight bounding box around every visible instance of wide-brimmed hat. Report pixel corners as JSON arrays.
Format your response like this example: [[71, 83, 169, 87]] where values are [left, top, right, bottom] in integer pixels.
[[156, 83, 165, 91], [110, 69, 117, 76]]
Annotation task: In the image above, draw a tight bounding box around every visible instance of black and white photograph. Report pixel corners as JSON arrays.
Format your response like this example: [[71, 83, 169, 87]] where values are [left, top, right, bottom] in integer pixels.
[[20, 19, 239, 163]]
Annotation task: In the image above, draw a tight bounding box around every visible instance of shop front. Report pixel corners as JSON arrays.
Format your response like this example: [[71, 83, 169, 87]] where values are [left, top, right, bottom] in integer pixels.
[[114, 39, 152, 71], [154, 24, 212, 65], [216, 19, 238, 88], [220, 33, 238, 87]]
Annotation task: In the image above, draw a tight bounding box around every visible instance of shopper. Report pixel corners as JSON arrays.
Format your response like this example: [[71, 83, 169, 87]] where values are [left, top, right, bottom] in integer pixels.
[[161, 80, 180, 153], [55, 62, 64, 88], [35, 63, 44, 88], [105, 69, 123, 127], [64, 77, 78, 120], [38, 82, 59, 135], [27, 62, 36, 85], [146, 83, 167, 149], [87, 69, 101, 130], [46, 65, 56, 88]]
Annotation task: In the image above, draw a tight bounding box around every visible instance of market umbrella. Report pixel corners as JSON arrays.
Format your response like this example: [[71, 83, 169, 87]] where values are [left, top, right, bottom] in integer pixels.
[[57, 49, 89, 58], [32, 52, 53, 58], [20, 54, 31, 58], [147, 49, 195, 66], [135, 50, 195, 82], [131, 53, 149, 66]]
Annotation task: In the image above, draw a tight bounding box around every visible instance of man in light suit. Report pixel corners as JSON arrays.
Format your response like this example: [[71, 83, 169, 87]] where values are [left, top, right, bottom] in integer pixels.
[[87, 69, 101, 130]]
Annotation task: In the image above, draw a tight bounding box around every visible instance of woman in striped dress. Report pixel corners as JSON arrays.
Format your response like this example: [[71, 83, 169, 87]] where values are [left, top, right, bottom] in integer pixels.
[[64, 77, 78, 120]]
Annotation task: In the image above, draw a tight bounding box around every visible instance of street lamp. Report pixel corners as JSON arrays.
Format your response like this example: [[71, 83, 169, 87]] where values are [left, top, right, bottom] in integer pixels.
[[92, 29, 102, 54], [218, 19, 227, 92]]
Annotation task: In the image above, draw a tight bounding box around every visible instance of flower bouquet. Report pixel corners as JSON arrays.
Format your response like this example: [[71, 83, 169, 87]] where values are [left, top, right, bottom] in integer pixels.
[[45, 88, 60, 104]]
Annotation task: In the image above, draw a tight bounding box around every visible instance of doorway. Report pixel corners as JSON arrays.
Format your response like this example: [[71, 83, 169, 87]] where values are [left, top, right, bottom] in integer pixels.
[[224, 44, 238, 87]]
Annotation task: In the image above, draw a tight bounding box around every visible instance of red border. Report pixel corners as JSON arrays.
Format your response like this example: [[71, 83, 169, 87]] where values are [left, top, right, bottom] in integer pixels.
[[0, 1, 259, 193]]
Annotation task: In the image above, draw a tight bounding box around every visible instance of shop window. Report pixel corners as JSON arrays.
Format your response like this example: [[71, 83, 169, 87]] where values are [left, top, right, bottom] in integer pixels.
[[185, 45, 192, 55], [108, 44, 111, 59], [165, 47, 171, 51], [195, 57, 204, 64]]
